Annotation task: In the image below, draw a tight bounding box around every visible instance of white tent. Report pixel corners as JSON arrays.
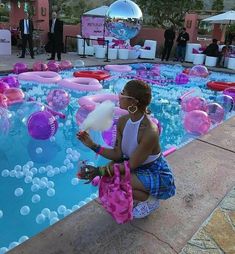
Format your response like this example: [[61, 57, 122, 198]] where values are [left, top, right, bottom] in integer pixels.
[[83, 6, 109, 17], [202, 10, 235, 24]]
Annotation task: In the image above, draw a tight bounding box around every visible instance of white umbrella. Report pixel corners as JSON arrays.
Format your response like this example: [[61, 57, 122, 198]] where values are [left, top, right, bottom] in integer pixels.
[[202, 10, 235, 24]]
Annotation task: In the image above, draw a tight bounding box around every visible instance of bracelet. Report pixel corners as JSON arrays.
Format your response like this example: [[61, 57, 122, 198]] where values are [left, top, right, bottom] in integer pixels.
[[106, 165, 112, 177], [91, 144, 101, 153]]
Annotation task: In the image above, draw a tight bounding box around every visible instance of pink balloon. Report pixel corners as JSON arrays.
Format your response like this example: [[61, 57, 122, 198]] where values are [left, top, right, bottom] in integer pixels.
[[13, 62, 28, 74], [59, 60, 73, 70], [0, 81, 10, 93], [189, 65, 209, 77], [33, 61, 48, 71], [47, 61, 60, 72], [0, 94, 8, 108], [3, 88, 25, 105], [206, 103, 224, 124], [181, 96, 208, 112], [184, 110, 211, 135]]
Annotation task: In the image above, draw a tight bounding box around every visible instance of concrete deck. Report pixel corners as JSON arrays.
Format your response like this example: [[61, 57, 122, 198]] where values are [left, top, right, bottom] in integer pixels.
[[1, 51, 235, 254]]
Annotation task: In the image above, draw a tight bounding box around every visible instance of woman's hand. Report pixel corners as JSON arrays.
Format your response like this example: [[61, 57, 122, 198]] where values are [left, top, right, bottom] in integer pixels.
[[76, 131, 95, 149], [77, 164, 100, 184]]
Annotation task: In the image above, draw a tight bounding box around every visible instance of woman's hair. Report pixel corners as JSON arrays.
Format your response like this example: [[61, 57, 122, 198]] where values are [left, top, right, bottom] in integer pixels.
[[124, 80, 152, 113]]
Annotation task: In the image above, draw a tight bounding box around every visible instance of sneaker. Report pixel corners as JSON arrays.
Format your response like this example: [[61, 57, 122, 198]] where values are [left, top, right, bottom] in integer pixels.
[[133, 197, 160, 219]]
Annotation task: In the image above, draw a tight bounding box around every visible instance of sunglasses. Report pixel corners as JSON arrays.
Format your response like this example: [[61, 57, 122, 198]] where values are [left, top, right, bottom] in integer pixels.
[[118, 91, 138, 101]]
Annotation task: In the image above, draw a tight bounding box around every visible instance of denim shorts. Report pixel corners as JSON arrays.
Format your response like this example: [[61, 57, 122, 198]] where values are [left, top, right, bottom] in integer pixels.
[[134, 155, 176, 200]]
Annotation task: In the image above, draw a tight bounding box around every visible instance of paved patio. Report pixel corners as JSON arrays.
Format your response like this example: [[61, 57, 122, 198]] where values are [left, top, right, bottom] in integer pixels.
[[1, 51, 235, 254]]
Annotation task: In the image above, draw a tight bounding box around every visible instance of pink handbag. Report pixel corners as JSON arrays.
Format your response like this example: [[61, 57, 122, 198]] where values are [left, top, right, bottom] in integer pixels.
[[99, 161, 133, 224]]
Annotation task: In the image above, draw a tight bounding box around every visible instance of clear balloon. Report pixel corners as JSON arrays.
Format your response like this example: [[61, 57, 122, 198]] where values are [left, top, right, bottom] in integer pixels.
[[223, 87, 235, 103], [59, 60, 73, 70], [46, 89, 70, 111], [206, 103, 224, 124], [1, 76, 19, 88], [0, 107, 10, 135], [105, 0, 143, 40], [189, 65, 209, 78], [215, 94, 234, 113], [175, 73, 189, 85], [74, 60, 85, 68], [181, 96, 207, 112], [32, 61, 48, 71], [0, 94, 8, 108], [27, 111, 58, 140], [3, 88, 25, 105], [0, 80, 10, 93], [13, 62, 28, 74], [47, 61, 60, 72], [184, 110, 211, 135]]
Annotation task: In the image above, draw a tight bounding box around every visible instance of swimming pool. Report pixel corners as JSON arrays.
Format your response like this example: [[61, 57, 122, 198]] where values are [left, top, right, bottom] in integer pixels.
[[0, 63, 234, 252]]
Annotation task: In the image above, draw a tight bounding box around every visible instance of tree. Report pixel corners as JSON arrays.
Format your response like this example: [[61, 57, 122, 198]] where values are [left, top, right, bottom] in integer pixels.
[[212, 0, 224, 11], [192, 0, 204, 10], [136, 0, 196, 28]]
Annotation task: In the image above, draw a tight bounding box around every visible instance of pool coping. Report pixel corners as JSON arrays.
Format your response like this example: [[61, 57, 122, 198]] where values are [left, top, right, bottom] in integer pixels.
[[7, 116, 235, 254]]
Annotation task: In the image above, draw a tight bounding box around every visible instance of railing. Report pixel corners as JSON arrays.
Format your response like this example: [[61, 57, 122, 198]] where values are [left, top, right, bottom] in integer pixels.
[[64, 35, 110, 62]]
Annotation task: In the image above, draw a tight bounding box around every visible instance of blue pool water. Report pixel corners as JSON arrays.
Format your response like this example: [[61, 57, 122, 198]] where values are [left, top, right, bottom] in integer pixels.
[[0, 63, 235, 252]]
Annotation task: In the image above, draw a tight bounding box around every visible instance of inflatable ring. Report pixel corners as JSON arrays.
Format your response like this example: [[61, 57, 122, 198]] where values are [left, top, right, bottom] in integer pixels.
[[207, 81, 235, 91], [78, 93, 127, 116], [18, 71, 62, 83], [73, 70, 110, 81], [58, 77, 102, 91], [104, 65, 132, 72]]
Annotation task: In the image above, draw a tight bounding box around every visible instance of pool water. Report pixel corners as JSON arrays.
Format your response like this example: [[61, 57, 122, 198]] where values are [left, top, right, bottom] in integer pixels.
[[0, 63, 234, 252]]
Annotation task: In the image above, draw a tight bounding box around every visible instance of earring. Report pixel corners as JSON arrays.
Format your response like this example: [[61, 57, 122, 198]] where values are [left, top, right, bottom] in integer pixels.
[[127, 105, 138, 114]]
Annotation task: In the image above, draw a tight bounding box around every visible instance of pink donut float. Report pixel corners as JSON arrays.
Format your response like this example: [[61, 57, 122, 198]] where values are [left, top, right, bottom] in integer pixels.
[[58, 77, 102, 91], [18, 71, 62, 83], [78, 93, 127, 116], [104, 65, 132, 72]]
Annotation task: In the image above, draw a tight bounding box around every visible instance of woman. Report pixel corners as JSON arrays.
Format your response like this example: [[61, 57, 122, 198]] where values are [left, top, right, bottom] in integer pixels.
[[77, 80, 175, 218]]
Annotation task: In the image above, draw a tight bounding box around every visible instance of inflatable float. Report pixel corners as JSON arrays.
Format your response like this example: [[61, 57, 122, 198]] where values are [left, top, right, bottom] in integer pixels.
[[73, 70, 110, 81], [207, 81, 235, 91]]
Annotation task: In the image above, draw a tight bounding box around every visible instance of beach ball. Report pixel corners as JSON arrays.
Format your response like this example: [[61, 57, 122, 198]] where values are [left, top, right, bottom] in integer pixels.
[[184, 110, 211, 135], [105, 0, 143, 40], [47, 61, 60, 72], [0, 94, 8, 108], [46, 89, 70, 111], [4, 88, 24, 105], [223, 87, 235, 103], [0, 107, 10, 135], [27, 111, 58, 140], [1, 76, 19, 88], [189, 65, 209, 78], [175, 73, 189, 85], [215, 94, 234, 113], [206, 103, 224, 124], [0, 80, 9, 93], [32, 61, 48, 71], [13, 62, 28, 74], [181, 96, 207, 112], [59, 60, 73, 70]]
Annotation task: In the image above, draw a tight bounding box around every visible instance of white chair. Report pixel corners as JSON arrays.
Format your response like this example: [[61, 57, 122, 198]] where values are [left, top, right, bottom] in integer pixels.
[[95, 46, 106, 59], [118, 49, 129, 60], [227, 57, 235, 70], [129, 49, 139, 59], [77, 35, 94, 56], [185, 43, 201, 62], [139, 40, 157, 59], [205, 56, 218, 67], [193, 54, 205, 65], [108, 48, 118, 60]]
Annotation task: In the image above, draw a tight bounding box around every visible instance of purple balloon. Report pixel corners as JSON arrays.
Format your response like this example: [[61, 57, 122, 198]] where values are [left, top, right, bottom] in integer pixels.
[[13, 62, 28, 74], [175, 73, 189, 85], [27, 111, 58, 140], [0, 81, 10, 93], [1, 76, 19, 88], [47, 62, 60, 72], [206, 103, 224, 124], [102, 120, 117, 147]]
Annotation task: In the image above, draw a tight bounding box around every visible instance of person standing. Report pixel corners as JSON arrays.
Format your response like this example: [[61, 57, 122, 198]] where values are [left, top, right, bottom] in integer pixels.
[[47, 12, 63, 61], [19, 11, 34, 59], [176, 27, 189, 62], [161, 25, 175, 61]]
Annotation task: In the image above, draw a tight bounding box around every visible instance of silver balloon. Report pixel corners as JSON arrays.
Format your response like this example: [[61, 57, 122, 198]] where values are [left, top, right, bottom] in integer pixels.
[[105, 0, 143, 40]]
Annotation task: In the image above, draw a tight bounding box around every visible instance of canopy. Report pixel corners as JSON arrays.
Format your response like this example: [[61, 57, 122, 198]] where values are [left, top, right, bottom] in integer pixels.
[[202, 10, 235, 24], [83, 6, 109, 17]]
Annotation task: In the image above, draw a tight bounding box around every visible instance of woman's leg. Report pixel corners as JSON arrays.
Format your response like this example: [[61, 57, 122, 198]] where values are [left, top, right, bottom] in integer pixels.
[[131, 173, 149, 201]]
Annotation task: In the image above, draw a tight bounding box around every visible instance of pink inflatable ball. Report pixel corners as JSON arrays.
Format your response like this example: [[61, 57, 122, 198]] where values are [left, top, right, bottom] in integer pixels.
[[175, 73, 189, 85], [32, 61, 48, 71], [46, 89, 70, 111], [206, 103, 224, 124], [184, 110, 211, 135], [0, 94, 8, 108], [0, 107, 10, 135], [59, 60, 73, 70], [189, 65, 209, 78], [27, 111, 58, 140], [0, 80, 10, 93], [215, 94, 234, 113], [47, 62, 60, 72], [1, 76, 19, 88], [223, 87, 235, 103], [181, 96, 208, 112], [3, 88, 25, 105], [13, 62, 28, 74]]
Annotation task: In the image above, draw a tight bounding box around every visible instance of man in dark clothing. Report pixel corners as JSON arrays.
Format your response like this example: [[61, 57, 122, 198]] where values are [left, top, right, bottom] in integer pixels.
[[176, 27, 189, 62], [161, 25, 175, 61], [203, 39, 219, 57], [19, 11, 34, 59], [47, 12, 63, 61]]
